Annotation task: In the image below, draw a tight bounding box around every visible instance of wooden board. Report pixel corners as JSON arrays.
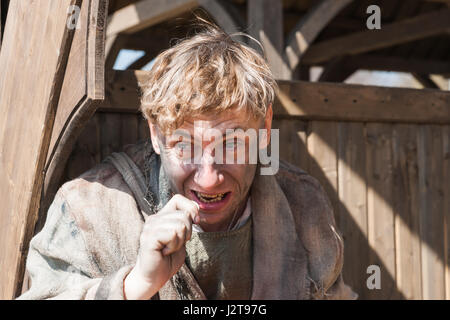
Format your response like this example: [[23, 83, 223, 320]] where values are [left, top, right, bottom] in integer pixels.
[[121, 113, 139, 147], [0, 0, 2, 46], [138, 114, 150, 140], [284, 0, 353, 73], [38, 0, 108, 235], [100, 112, 123, 160], [271, 119, 309, 172], [365, 123, 396, 299], [100, 71, 450, 124], [417, 125, 446, 299], [392, 124, 422, 299], [0, 0, 78, 299], [302, 9, 450, 64], [307, 121, 339, 227], [337, 122, 368, 298], [275, 80, 450, 124], [247, 0, 286, 78], [444, 125, 450, 299]]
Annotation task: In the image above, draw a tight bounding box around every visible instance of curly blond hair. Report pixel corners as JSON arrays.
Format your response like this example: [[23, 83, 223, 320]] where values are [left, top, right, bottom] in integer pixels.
[[140, 23, 277, 134]]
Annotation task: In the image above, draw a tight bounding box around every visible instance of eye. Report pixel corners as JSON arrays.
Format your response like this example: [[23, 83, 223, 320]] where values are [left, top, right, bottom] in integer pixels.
[[224, 138, 244, 150], [175, 142, 190, 150], [173, 141, 192, 158]]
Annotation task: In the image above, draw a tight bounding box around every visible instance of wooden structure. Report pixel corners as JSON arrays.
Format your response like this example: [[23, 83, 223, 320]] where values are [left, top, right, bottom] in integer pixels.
[[0, 0, 449, 300]]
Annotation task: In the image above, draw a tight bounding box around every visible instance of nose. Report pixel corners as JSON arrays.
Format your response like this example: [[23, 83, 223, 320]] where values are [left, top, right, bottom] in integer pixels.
[[194, 152, 224, 190]]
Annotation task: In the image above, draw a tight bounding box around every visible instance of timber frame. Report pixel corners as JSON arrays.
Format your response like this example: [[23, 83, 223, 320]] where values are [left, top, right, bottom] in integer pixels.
[[0, 0, 449, 300]]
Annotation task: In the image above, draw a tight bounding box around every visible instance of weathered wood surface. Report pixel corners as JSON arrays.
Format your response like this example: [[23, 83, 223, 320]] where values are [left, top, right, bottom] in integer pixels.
[[365, 124, 396, 299], [62, 113, 149, 182], [392, 124, 422, 299], [308, 121, 340, 228], [0, 0, 79, 299], [327, 55, 450, 76], [284, 0, 353, 73], [105, 0, 244, 69], [275, 80, 450, 124], [247, 0, 286, 79], [337, 122, 368, 298], [443, 125, 450, 299], [60, 111, 450, 300], [106, 0, 197, 37], [271, 119, 309, 172], [100, 70, 450, 124], [37, 0, 108, 235], [302, 8, 450, 65], [418, 125, 446, 299], [0, 1, 2, 46]]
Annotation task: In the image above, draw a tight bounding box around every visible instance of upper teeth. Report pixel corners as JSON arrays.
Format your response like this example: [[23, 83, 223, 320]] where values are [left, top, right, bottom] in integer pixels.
[[199, 192, 224, 198], [195, 191, 226, 202]]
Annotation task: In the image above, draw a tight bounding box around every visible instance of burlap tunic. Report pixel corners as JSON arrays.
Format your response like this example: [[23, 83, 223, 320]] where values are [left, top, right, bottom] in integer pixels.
[[18, 140, 357, 300]]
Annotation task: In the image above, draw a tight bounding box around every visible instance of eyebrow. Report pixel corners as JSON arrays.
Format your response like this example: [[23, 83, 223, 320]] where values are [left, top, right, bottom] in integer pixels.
[[168, 125, 251, 142]]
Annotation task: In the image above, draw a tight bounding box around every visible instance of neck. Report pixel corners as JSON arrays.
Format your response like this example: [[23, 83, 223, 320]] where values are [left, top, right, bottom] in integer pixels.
[[226, 194, 250, 231]]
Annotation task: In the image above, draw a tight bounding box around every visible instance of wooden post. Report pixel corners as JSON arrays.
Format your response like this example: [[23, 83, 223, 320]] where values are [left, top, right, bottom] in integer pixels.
[[247, 0, 289, 79], [105, 0, 244, 71], [0, 0, 2, 47], [0, 0, 80, 299], [39, 0, 108, 236], [284, 0, 353, 77], [318, 56, 356, 83]]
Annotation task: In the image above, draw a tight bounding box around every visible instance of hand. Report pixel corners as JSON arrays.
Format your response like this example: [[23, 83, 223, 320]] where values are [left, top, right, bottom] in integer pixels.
[[124, 194, 200, 300]]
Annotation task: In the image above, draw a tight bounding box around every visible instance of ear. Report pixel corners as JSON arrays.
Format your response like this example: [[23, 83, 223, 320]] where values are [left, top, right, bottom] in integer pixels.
[[148, 120, 161, 154], [259, 103, 273, 149]]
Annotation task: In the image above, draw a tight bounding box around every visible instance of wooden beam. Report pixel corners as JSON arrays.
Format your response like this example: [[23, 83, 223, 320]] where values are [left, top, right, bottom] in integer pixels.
[[322, 54, 450, 76], [0, 0, 80, 299], [127, 52, 153, 70], [424, 0, 450, 4], [412, 73, 441, 89], [318, 56, 356, 82], [107, 0, 243, 37], [0, 0, 2, 47], [121, 29, 169, 51], [99, 70, 450, 124], [98, 69, 146, 113], [302, 9, 450, 65], [105, 0, 196, 67], [105, 0, 244, 70], [200, 0, 243, 37], [284, 0, 353, 74], [105, 33, 127, 70], [247, 0, 288, 79], [106, 0, 197, 37], [275, 80, 450, 124]]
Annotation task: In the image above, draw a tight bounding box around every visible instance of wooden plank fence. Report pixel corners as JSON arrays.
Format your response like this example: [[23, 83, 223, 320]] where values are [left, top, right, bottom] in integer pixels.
[[52, 75, 450, 300]]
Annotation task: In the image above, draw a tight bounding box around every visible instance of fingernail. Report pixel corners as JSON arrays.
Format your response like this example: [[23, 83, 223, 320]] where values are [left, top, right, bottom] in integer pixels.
[[192, 201, 200, 211]]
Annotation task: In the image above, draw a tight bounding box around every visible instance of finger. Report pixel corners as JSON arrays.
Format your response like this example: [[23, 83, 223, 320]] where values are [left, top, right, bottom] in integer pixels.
[[156, 211, 193, 242], [160, 194, 200, 223], [153, 227, 183, 256], [155, 218, 192, 255]]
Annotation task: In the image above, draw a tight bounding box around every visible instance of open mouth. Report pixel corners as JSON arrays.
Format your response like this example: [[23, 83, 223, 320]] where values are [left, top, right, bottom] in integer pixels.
[[192, 190, 231, 203]]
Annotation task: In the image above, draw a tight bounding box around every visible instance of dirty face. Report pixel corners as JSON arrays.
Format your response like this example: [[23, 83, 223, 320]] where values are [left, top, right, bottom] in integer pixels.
[[149, 106, 272, 232]]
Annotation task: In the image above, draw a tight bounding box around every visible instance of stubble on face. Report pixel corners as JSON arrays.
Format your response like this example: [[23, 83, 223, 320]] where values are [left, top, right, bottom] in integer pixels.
[[150, 111, 267, 232]]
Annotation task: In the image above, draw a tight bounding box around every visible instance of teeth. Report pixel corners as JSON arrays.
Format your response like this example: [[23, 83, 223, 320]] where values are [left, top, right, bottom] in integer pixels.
[[200, 192, 224, 198], [195, 191, 226, 203]]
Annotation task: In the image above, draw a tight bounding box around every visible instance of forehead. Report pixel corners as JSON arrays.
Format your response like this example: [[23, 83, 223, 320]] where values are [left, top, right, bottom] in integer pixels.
[[178, 110, 261, 133]]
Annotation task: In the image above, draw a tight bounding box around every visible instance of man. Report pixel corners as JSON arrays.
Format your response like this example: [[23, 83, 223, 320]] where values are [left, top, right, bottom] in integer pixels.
[[19, 25, 356, 300]]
